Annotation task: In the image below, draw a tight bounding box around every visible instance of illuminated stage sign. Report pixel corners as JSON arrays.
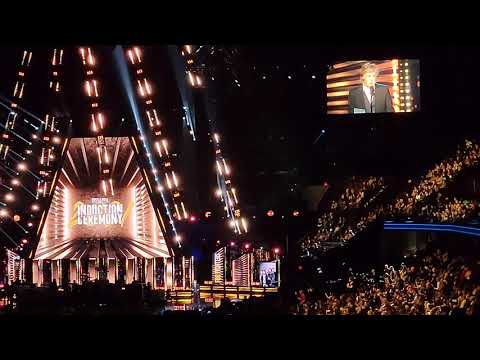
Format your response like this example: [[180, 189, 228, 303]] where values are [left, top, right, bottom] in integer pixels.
[[76, 198, 124, 226], [68, 187, 134, 239]]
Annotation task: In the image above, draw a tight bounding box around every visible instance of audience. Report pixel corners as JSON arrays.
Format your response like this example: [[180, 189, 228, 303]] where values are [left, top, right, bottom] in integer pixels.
[[332, 177, 386, 212], [295, 246, 480, 315], [392, 139, 480, 216], [302, 177, 386, 252], [419, 197, 478, 223], [302, 139, 480, 255]]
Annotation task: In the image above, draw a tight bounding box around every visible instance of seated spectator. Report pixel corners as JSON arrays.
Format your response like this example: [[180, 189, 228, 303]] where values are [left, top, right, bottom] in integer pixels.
[[302, 138, 480, 255], [295, 246, 480, 315]]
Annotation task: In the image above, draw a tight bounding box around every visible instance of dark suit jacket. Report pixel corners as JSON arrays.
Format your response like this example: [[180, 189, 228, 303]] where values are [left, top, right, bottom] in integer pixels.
[[348, 84, 393, 113]]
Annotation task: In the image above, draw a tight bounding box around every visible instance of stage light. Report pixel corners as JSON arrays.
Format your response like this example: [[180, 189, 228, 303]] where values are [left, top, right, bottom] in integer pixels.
[[323, 182, 328, 187], [52, 136, 61, 144], [17, 163, 27, 171], [230, 241, 235, 246], [11, 179, 20, 186], [31, 204, 40, 211], [229, 219, 236, 227], [21, 239, 28, 244], [189, 216, 196, 222], [32, 134, 38, 139], [293, 210, 300, 217], [5, 193, 14, 202], [13, 215, 20, 222], [244, 243, 250, 249], [0, 209, 9, 217], [27, 222, 33, 227], [267, 210, 274, 217], [274, 248, 280, 254], [223, 161, 230, 175], [215, 189, 222, 197], [175, 235, 181, 242], [188, 71, 195, 86], [241, 217, 248, 232], [157, 185, 164, 192]]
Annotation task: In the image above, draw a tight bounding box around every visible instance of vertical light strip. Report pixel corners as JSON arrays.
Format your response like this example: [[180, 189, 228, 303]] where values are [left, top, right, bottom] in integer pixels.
[[179, 45, 249, 237], [124, 46, 188, 246], [392, 59, 400, 112], [79, 47, 112, 198]]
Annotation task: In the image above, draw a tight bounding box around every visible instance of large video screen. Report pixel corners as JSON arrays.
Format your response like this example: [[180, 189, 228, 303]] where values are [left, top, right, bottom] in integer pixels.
[[259, 261, 278, 288], [326, 59, 420, 115], [34, 137, 170, 260]]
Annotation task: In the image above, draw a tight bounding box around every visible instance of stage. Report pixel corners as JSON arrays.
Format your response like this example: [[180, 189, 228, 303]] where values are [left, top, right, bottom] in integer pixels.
[[31, 136, 194, 289]]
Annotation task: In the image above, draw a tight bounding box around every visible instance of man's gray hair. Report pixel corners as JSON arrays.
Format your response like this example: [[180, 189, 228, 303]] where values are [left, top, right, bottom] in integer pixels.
[[360, 62, 379, 76]]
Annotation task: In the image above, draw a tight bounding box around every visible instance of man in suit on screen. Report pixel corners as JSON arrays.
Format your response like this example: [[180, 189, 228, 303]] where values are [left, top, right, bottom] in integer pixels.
[[348, 62, 393, 114]]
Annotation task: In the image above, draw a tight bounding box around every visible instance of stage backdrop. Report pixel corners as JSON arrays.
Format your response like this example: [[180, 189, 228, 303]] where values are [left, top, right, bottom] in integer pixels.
[[34, 137, 170, 260]]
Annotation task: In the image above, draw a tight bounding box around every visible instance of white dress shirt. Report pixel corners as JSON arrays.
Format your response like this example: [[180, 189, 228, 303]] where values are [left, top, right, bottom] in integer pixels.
[[363, 84, 373, 103]]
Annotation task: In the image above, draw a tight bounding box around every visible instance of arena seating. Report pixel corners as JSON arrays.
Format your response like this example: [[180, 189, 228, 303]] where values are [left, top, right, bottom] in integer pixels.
[[301, 138, 480, 255]]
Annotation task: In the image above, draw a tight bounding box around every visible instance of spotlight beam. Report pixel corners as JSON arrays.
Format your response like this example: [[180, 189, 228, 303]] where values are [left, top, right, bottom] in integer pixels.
[[0, 121, 33, 145], [18, 183, 39, 199], [13, 221, 28, 234], [0, 226, 20, 247], [114, 46, 178, 236], [0, 95, 46, 125], [0, 164, 19, 176], [8, 149, 26, 160], [23, 118, 40, 130], [0, 183, 13, 191], [24, 168, 42, 182]]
